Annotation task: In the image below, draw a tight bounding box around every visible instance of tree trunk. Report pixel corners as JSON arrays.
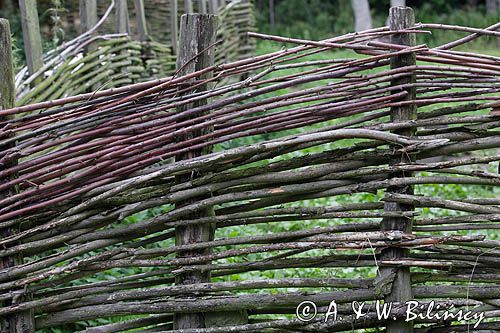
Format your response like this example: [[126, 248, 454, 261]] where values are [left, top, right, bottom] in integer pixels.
[[486, 0, 500, 47], [486, 0, 497, 12], [269, 0, 275, 33], [351, 0, 372, 32], [466, 0, 478, 8]]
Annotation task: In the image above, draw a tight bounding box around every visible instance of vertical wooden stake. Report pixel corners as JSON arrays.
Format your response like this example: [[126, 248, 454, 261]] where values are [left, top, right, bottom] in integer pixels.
[[134, 0, 148, 41], [0, 18, 35, 333], [170, 0, 179, 54], [208, 0, 218, 14], [198, 0, 208, 14], [173, 13, 217, 330], [0, 20, 15, 111], [79, 0, 97, 34], [79, 0, 98, 90], [185, 0, 194, 13], [115, 0, 130, 83], [381, 6, 416, 333], [18, 0, 43, 83], [115, 0, 130, 34]]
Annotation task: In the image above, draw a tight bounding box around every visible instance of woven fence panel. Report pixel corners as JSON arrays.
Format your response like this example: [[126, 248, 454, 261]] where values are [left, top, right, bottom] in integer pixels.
[[15, 0, 256, 105], [1, 18, 499, 333]]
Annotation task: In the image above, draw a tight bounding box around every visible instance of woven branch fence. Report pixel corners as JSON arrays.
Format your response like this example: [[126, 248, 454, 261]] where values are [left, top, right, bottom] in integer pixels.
[[14, 0, 255, 105], [0, 5, 500, 333]]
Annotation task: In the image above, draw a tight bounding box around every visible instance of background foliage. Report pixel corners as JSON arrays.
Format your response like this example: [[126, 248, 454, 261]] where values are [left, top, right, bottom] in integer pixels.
[[256, 0, 500, 48]]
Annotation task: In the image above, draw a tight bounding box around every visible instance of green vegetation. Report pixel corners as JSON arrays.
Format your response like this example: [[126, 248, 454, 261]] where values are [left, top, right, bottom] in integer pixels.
[[257, 0, 500, 49]]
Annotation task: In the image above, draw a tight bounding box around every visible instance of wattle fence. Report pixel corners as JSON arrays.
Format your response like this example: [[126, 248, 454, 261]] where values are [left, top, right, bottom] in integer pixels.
[[14, 0, 255, 105], [0, 5, 500, 333]]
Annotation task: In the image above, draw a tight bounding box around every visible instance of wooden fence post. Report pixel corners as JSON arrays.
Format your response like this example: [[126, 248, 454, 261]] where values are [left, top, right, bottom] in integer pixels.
[[79, 0, 97, 34], [185, 0, 194, 14], [381, 6, 416, 333], [208, 0, 218, 14], [18, 0, 43, 84], [0, 20, 14, 112], [134, 0, 148, 41], [0, 18, 35, 333], [170, 0, 179, 54], [79, 0, 99, 90], [115, 0, 130, 34], [198, 0, 208, 14], [173, 14, 217, 330]]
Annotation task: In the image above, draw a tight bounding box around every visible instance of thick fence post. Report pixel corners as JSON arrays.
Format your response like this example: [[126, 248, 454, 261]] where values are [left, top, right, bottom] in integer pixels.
[[0, 19, 35, 333], [381, 6, 416, 333], [134, 0, 148, 41], [115, 0, 130, 34], [18, 0, 43, 84], [173, 14, 217, 330]]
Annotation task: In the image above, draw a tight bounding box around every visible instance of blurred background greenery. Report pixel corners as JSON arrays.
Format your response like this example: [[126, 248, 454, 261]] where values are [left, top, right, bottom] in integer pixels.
[[255, 0, 500, 47]]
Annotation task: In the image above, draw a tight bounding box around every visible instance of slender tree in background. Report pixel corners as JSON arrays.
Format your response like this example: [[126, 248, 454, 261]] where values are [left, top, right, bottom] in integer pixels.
[[467, 0, 478, 6], [486, 0, 500, 12], [486, 0, 500, 47], [351, 0, 372, 32], [269, 0, 275, 33]]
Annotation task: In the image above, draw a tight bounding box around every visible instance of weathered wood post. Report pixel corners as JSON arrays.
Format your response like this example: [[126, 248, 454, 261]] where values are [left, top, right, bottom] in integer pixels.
[[18, 0, 43, 84], [0, 18, 35, 333], [173, 14, 217, 330], [170, 0, 179, 54], [115, 0, 130, 34], [0, 21, 15, 126], [134, 0, 148, 41], [381, 6, 416, 333]]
